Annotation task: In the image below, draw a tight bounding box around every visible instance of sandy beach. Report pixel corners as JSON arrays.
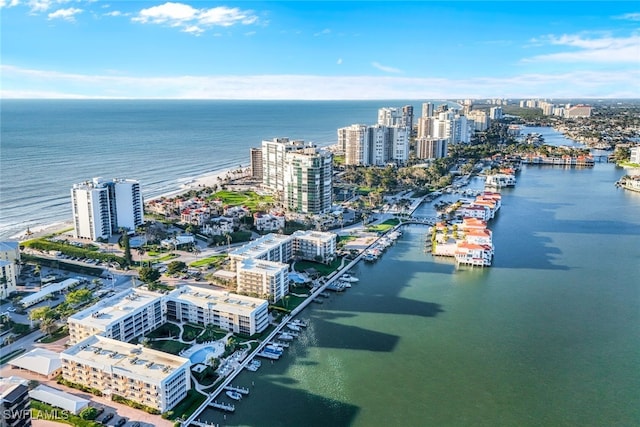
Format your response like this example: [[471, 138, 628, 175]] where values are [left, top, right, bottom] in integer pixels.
[[10, 166, 250, 242]]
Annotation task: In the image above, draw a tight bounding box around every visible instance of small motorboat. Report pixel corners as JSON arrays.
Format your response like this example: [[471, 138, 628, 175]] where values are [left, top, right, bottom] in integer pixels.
[[340, 274, 359, 282], [226, 391, 242, 401]]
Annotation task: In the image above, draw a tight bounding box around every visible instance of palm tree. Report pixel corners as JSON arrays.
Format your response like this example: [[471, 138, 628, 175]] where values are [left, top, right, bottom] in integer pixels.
[[39, 317, 57, 336]]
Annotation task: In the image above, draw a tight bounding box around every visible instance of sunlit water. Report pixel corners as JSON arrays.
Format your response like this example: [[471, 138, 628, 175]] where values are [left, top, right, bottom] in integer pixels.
[[198, 163, 640, 427]]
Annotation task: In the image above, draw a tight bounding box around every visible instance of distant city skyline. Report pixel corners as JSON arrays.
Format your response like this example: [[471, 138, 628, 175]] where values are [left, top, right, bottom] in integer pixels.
[[1, 1, 638, 99]]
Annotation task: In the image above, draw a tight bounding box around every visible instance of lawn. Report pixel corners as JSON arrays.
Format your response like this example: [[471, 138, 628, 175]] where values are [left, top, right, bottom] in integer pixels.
[[189, 254, 227, 269], [367, 218, 400, 233], [182, 324, 203, 341], [208, 190, 274, 212], [148, 339, 190, 355], [295, 256, 343, 276], [146, 323, 181, 339], [195, 327, 228, 343], [270, 294, 308, 313], [165, 389, 207, 421]]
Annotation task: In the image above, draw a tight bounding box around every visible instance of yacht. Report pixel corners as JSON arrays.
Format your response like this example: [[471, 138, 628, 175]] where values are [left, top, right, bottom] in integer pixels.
[[340, 274, 359, 282]]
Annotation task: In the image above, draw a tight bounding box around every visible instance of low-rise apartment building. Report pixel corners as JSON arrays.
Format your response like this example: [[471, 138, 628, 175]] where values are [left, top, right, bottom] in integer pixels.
[[228, 233, 293, 272], [68, 288, 164, 345], [236, 258, 289, 303], [61, 335, 190, 413], [165, 286, 269, 336], [291, 230, 337, 264]]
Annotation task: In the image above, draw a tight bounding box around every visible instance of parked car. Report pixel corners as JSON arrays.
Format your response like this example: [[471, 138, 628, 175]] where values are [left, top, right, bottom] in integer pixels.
[[114, 417, 128, 427], [131, 423, 140, 427], [101, 413, 114, 424]]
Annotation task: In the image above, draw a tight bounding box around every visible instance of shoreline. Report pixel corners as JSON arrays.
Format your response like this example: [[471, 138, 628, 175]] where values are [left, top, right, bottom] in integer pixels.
[[7, 165, 248, 242]]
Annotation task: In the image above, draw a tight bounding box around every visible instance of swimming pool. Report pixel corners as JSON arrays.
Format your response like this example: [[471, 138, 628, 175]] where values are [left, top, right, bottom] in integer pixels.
[[190, 347, 216, 364], [289, 272, 310, 284]]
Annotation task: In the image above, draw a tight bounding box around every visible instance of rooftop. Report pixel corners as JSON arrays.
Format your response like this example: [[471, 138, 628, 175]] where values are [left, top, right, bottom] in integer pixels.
[[166, 285, 267, 314], [229, 233, 292, 259], [62, 335, 189, 381], [237, 258, 289, 275], [69, 288, 163, 330]]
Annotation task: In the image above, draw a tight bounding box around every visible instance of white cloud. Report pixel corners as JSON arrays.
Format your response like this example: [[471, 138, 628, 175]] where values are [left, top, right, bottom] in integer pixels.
[[614, 12, 640, 21], [3, 64, 638, 100], [337, 58, 343, 65], [132, 2, 197, 24], [0, 0, 21, 8], [314, 28, 331, 36], [372, 62, 402, 74], [524, 33, 640, 63], [48, 7, 82, 21], [103, 10, 122, 17], [132, 2, 258, 34]]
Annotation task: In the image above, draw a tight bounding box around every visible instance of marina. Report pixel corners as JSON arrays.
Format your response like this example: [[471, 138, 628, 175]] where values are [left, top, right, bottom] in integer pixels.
[[194, 162, 640, 426]]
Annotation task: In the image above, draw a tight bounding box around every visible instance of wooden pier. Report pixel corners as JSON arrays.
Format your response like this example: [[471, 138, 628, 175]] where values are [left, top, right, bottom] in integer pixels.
[[209, 401, 235, 412]]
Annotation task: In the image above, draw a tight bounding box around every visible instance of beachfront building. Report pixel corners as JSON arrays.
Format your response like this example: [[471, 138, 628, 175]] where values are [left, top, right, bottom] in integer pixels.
[[284, 147, 333, 214], [67, 288, 164, 345], [236, 258, 289, 303], [165, 286, 269, 336], [261, 138, 310, 192], [201, 216, 234, 236], [61, 335, 190, 413], [291, 230, 337, 264], [1, 377, 31, 427], [0, 242, 20, 299], [71, 178, 143, 241], [227, 233, 293, 272], [250, 147, 263, 181]]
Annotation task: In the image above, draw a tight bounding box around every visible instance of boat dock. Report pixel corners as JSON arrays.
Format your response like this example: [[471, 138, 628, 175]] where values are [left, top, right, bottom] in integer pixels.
[[224, 385, 250, 395], [208, 401, 235, 412], [256, 351, 281, 359]]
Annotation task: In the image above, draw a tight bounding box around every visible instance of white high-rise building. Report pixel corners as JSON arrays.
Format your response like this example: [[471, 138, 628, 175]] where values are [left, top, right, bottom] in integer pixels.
[[0, 242, 20, 299], [284, 147, 333, 214], [389, 125, 410, 164], [489, 106, 504, 120], [377, 107, 411, 127], [71, 178, 143, 240], [261, 138, 309, 192]]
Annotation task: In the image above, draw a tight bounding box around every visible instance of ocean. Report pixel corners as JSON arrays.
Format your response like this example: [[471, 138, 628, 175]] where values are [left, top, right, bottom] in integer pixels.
[[0, 99, 423, 239]]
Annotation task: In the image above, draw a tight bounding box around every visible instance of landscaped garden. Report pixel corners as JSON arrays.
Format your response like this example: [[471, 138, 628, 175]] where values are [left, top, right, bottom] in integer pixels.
[[147, 339, 190, 355], [367, 218, 400, 233]]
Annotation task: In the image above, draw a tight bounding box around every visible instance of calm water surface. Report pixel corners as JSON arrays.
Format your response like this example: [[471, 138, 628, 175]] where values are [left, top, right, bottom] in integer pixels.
[[199, 163, 640, 427]]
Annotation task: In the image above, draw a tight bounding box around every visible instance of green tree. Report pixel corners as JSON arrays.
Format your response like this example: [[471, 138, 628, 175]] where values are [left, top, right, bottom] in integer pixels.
[[66, 289, 93, 307], [79, 406, 98, 420], [166, 261, 187, 275], [29, 306, 56, 322], [138, 266, 161, 284], [38, 317, 57, 336], [121, 229, 132, 266]]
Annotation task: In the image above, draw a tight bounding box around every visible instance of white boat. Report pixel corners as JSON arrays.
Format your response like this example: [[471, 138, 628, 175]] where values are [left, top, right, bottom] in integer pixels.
[[226, 391, 242, 401], [340, 274, 359, 282], [287, 324, 301, 332]]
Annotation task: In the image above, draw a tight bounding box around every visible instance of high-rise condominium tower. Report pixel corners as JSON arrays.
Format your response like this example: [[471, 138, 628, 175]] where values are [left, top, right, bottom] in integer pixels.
[[71, 177, 143, 240]]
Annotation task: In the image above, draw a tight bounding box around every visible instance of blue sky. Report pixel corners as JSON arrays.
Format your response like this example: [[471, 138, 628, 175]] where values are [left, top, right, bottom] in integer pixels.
[[1, 1, 639, 99]]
